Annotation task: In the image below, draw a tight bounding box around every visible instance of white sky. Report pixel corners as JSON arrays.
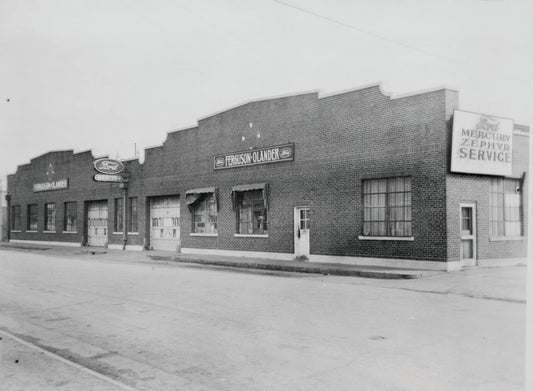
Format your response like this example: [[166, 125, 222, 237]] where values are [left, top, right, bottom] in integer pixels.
[[1, 0, 532, 183]]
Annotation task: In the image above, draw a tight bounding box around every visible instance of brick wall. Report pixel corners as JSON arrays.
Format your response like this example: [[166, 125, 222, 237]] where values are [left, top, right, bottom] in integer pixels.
[[8, 85, 526, 265], [446, 131, 529, 262]]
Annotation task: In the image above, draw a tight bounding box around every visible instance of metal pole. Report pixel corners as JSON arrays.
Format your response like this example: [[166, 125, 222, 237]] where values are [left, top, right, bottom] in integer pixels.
[[5, 194, 11, 242], [120, 183, 128, 250]]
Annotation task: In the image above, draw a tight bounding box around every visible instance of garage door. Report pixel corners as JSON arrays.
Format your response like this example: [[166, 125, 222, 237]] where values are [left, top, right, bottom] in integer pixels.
[[87, 200, 108, 247], [150, 196, 180, 251]]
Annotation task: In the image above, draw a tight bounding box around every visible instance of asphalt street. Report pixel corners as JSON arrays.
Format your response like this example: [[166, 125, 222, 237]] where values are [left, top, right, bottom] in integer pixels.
[[0, 249, 527, 390]]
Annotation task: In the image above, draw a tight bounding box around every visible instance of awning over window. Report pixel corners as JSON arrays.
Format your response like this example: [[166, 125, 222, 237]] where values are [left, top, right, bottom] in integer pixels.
[[231, 182, 269, 210], [185, 187, 217, 209]]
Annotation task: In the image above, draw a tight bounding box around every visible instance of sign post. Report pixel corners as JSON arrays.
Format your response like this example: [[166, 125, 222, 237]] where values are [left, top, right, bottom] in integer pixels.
[[93, 158, 129, 250]]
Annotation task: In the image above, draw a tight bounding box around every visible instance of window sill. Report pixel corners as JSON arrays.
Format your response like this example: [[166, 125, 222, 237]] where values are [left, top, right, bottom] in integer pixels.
[[234, 234, 269, 238], [190, 233, 218, 237], [43, 231, 56, 234], [489, 236, 525, 242], [127, 232, 139, 235], [63, 231, 78, 234], [112, 232, 124, 235], [26, 230, 38, 233], [358, 236, 414, 241], [10, 230, 22, 233]]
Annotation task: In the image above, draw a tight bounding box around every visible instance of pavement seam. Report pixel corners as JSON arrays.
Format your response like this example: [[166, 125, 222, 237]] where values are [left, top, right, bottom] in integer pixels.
[[0, 329, 140, 391]]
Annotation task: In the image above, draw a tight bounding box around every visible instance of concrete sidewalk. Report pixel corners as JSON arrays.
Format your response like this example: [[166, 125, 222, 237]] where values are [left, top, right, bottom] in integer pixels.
[[0, 242, 440, 279], [0, 333, 127, 391]]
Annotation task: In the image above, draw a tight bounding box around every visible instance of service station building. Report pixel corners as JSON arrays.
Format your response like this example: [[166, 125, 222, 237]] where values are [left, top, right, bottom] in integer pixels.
[[5, 85, 529, 271]]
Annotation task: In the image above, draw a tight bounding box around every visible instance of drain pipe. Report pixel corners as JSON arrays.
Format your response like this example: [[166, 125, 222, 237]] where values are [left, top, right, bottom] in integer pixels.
[[120, 181, 128, 250]]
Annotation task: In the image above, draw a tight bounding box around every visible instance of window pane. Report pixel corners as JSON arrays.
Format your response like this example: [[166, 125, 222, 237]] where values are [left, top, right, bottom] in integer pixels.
[[64, 202, 77, 232], [114, 198, 123, 232], [45, 203, 56, 231], [362, 177, 412, 237]]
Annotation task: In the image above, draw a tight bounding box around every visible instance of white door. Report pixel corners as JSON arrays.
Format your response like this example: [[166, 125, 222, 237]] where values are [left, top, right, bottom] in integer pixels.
[[294, 207, 310, 259], [460, 204, 476, 266], [87, 201, 108, 247], [150, 196, 180, 251]]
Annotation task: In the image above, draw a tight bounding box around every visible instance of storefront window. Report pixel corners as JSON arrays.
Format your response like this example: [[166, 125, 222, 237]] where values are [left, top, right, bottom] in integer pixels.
[[236, 190, 268, 235], [490, 178, 522, 237], [27, 204, 38, 231], [114, 198, 123, 232], [45, 203, 56, 231], [363, 177, 412, 237], [11, 205, 21, 230], [64, 201, 77, 232], [191, 193, 217, 234], [128, 197, 138, 233]]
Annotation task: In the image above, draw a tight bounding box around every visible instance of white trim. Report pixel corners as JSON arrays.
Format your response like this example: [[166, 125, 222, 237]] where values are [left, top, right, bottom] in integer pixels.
[[190, 233, 218, 237], [10, 230, 21, 233], [309, 254, 461, 271], [234, 234, 269, 238], [514, 130, 529, 137], [489, 236, 525, 242], [63, 231, 78, 234], [43, 231, 56, 234], [127, 232, 139, 235], [8, 239, 81, 247], [108, 244, 144, 251], [112, 232, 123, 235], [26, 230, 38, 233], [358, 236, 414, 241], [181, 247, 293, 260]]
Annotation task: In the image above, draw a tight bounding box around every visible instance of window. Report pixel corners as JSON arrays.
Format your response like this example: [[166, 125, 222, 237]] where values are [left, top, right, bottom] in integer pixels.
[[128, 197, 138, 233], [191, 193, 217, 234], [236, 190, 268, 235], [11, 205, 21, 230], [27, 204, 38, 231], [490, 178, 522, 237], [44, 203, 56, 231], [64, 202, 77, 232], [114, 198, 123, 232], [363, 176, 412, 237]]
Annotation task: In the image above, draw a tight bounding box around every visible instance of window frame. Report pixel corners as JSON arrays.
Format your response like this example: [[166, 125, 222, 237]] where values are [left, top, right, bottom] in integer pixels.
[[235, 189, 268, 236], [11, 205, 22, 231], [128, 197, 139, 233], [360, 176, 413, 239], [27, 204, 38, 231], [114, 198, 124, 233], [189, 193, 218, 235], [44, 203, 56, 232], [489, 177, 523, 239], [63, 201, 77, 233]]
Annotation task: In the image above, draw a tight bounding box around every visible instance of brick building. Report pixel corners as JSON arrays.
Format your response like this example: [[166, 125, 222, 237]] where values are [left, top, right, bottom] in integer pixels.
[[5, 84, 529, 271]]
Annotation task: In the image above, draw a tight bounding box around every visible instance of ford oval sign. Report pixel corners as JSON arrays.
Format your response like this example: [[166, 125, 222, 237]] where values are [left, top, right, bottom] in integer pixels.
[[93, 158, 125, 175]]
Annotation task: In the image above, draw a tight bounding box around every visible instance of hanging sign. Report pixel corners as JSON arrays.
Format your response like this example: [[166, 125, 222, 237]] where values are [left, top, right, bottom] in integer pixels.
[[93, 174, 124, 183], [451, 110, 513, 176], [93, 158, 125, 175], [214, 143, 294, 170]]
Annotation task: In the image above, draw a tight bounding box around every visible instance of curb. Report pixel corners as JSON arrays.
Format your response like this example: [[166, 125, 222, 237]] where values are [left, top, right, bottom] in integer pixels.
[[149, 255, 424, 279]]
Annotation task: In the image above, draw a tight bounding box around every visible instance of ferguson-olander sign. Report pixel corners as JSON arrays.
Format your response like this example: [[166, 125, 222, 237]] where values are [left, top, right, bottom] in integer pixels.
[[451, 110, 513, 176], [214, 144, 294, 170], [33, 179, 69, 192]]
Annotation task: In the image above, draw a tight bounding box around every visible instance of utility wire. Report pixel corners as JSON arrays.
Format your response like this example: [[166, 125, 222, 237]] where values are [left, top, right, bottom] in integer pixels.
[[272, 0, 449, 62], [270, 0, 529, 85]]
